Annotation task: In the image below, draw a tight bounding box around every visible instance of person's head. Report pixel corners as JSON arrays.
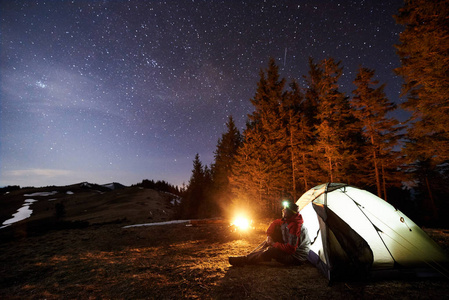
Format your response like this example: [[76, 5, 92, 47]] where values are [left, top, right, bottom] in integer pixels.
[[281, 199, 298, 219]]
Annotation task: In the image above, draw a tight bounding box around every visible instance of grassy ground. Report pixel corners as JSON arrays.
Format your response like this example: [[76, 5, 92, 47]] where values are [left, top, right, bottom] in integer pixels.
[[1, 185, 449, 299], [1, 221, 449, 299]]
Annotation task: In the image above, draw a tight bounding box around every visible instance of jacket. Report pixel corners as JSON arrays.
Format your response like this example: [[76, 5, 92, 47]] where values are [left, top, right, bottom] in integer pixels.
[[266, 212, 311, 261]]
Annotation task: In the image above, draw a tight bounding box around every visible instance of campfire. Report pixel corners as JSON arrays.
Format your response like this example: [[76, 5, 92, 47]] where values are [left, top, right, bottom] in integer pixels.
[[229, 214, 253, 233]]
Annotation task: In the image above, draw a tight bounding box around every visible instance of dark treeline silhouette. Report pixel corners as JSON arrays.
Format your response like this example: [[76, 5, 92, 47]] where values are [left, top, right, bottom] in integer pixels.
[[182, 1, 449, 226], [0, 185, 21, 193], [137, 179, 182, 195]]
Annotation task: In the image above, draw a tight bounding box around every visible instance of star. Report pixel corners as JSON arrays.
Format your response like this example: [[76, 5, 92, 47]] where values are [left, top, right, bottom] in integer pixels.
[[0, 0, 405, 187]]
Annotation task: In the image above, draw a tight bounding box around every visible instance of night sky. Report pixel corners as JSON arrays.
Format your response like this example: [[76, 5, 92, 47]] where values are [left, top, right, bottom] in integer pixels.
[[1, 0, 405, 188]]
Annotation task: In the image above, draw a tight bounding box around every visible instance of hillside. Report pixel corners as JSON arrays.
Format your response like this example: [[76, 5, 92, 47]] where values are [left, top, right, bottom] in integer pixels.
[[0, 183, 180, 237], [1, 183, 449, 299]]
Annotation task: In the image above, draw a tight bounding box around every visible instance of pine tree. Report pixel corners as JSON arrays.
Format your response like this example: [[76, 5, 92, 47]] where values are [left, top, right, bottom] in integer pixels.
[[283, 81, 317, 198], [254, 59, 287, 208], [282, 82, 301, 200], [301, 59, 328, 186], [394, 0, 449, 220], [394, 0, 449, 164], [351, 67, 404, 199], [199, 165, 214, 218], [307, 58, 360, 183], [231, 58, 289, 216], [181, 154, 208, 218], [230, 122, 270, 216], [211, 116, 242, 217]]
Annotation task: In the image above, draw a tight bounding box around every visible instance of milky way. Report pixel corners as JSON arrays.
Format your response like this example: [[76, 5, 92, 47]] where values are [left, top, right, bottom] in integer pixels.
[[0, 0, 404, 187]]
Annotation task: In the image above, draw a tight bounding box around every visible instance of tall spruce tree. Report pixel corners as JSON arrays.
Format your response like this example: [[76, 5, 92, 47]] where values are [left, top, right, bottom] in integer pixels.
[[211, 116, 242, 217], [351, 67, 404, 200], [301, 59, 327, 186], [282, 81, 301, 200], [394, 0, 449, 220], [253, 58, 289, 212], [199, 165, 214, 218], [394, 0, 449, 164], [307, 58, 360, 183], [231, 58, 289, 216], [283, 81, 316, 198], [181, 154, 208, 218], [230, 122, 268, 216]]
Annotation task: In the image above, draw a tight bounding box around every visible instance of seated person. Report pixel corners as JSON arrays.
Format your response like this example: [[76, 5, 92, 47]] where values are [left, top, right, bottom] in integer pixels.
[[229, 199, 311, 266]]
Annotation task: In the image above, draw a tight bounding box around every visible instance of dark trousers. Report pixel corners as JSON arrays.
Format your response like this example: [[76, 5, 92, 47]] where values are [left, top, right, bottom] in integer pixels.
[[246, 224, 301, 265], [246, 246, 301, 265]]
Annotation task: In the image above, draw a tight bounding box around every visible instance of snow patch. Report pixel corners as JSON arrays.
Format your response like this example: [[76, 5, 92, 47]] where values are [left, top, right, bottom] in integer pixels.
[[24, 191, 57, 197], [122, 220, 190, 228], [165, 192, 182, 206], [80, 182, 91, 188], [170, 197, 181, 205], [103, 183, 116, 190], [1, 199, 38, 229]]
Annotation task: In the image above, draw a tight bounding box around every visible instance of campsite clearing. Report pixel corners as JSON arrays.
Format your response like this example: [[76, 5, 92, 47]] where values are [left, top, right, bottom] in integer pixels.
[[1, 220, 448, 299]]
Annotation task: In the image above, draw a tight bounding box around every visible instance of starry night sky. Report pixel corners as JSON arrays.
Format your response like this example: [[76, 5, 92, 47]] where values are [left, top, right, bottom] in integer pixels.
[[1, 0, 405, 188]]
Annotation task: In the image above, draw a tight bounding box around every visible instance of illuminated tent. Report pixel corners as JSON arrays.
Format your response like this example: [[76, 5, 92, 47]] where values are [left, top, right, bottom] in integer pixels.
[[297, 183, 449, 281]]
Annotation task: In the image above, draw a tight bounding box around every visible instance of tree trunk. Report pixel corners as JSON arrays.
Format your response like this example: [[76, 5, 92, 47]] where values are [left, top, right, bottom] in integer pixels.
[[381, 162, 388, 202], [371, 135, 382, 198], [302, 153, 308, 192], [425, 175, 438, 220], [373, 151, 381, 198], [289, 114, 297, 200]]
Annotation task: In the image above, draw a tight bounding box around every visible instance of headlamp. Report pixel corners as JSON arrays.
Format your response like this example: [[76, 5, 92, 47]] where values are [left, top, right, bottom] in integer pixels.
[[282, 201, 289, 209]]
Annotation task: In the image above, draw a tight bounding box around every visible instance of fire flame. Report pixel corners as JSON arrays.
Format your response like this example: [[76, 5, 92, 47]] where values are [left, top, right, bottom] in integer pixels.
[[231, 216, 251, 231]]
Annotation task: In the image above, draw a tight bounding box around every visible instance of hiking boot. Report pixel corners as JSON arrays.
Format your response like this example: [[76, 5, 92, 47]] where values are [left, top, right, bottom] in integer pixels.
[[228, 256, 248, 266]]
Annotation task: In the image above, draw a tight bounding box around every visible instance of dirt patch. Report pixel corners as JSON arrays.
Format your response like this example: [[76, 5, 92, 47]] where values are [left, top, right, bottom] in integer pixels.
[[1, 221, 448, 299]]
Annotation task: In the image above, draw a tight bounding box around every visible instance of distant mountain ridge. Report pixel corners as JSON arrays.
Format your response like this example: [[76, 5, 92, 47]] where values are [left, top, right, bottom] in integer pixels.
[[79, 181, 127, 191], [0, 181, 127, 194], [0, 181, 181, 238]]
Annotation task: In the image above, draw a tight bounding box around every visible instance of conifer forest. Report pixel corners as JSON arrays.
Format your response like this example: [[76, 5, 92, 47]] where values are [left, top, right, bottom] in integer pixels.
[[179, 1, 449, 227]]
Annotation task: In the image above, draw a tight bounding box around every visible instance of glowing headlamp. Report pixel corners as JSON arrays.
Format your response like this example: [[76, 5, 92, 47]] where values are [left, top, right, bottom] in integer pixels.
[[282, 201, 289, 209]]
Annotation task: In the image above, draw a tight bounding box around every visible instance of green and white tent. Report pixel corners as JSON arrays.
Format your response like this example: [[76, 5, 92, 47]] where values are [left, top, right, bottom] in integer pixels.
[[297, 183, 448, 281]]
